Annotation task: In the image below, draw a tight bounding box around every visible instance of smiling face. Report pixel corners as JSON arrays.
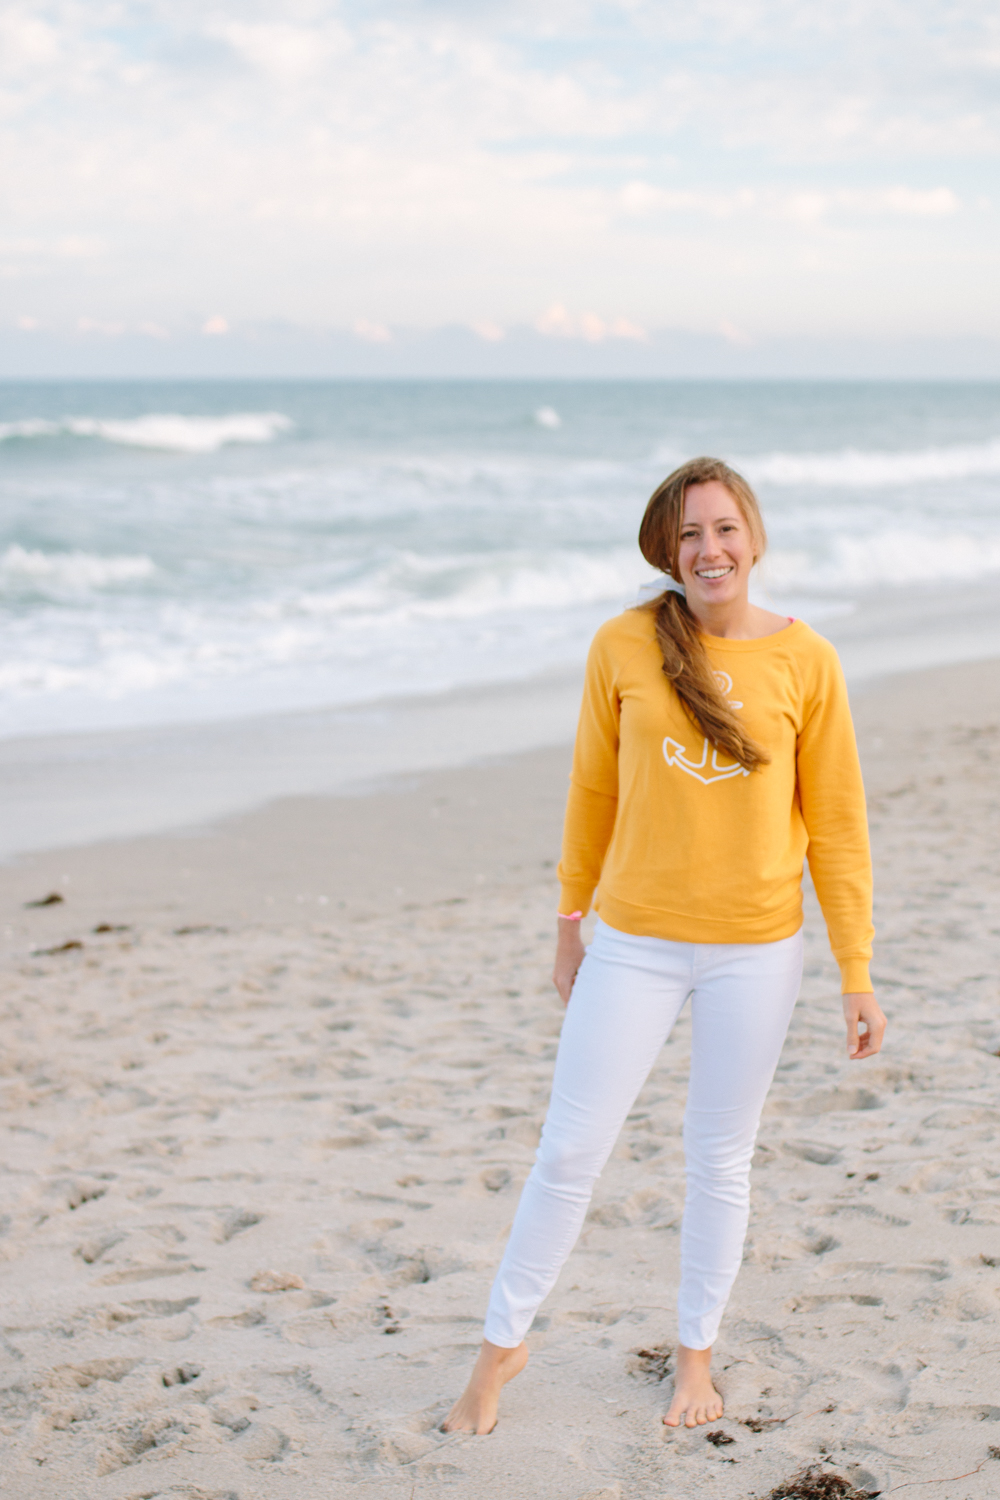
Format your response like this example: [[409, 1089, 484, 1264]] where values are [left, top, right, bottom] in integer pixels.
[[676, 480, 758, 611]]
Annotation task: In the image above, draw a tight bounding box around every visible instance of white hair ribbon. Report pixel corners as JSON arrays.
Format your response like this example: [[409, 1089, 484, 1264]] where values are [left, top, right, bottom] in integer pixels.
[[636, 574, 686, 604]]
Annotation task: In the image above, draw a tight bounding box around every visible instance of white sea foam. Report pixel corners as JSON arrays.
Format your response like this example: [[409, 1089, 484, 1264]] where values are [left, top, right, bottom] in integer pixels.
[[289, 548, 650, 625], [534, 406, 562, 429], [0, 545, 156, 595], [741, 439, 1000, 488], [0, 420, 61, 442], [416, 551, 645, 618], [767, 531, 1000, 590], [0, 412, 293, 453]]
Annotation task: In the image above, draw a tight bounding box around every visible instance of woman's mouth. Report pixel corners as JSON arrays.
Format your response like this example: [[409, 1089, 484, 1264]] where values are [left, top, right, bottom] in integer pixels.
[[695, 566, 733, 580]]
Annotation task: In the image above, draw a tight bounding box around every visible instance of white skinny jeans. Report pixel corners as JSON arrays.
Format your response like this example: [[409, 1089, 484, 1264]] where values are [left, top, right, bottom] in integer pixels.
[[484, 919, 803, 1350]]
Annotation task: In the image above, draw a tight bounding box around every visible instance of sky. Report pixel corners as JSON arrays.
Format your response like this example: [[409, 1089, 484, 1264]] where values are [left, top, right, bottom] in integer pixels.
[[1, 0, 999, 376]]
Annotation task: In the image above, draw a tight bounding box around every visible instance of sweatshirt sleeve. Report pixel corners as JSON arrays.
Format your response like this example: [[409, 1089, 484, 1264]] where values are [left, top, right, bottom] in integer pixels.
[[557, 627, 621, 916], [796, 638, 874, 993]]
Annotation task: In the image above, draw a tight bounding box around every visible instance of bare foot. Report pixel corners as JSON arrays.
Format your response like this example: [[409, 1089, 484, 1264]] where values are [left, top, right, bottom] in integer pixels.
[[662, 1343, 723, 1429], [442, 1339, 529, 1434]]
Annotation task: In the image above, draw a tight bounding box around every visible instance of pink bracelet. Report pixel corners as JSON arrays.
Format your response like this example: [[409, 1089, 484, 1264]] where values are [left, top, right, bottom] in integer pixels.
[[558, 911, 583, 921]]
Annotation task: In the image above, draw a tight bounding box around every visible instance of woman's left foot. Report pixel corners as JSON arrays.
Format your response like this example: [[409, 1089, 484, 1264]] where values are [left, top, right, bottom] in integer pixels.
[[662, 1343, 723, 1428], [442, 1339, 528, 1434]]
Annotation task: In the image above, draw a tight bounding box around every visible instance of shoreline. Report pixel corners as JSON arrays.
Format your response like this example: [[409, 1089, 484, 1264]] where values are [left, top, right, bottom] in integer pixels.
[[0, 665, 585, 865], [2, 652, 999, 945], [5, 573, 1000, 864]]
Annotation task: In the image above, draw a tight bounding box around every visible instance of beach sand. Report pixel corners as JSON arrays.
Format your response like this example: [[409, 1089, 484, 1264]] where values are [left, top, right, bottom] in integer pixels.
[[2, 658, 1000, 1499]]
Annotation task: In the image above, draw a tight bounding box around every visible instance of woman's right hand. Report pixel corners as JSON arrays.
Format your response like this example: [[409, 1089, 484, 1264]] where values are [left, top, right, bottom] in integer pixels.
[[552, 921, 586, 1006]]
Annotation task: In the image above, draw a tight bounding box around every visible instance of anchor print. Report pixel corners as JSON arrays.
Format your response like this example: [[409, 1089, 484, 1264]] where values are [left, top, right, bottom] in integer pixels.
[[662, 670, 750, 785]]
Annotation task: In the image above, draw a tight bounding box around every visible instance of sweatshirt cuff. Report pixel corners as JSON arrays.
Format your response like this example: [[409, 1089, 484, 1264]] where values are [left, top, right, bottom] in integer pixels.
[[839, 957, 873, 994], [558, 883, 594, 918]]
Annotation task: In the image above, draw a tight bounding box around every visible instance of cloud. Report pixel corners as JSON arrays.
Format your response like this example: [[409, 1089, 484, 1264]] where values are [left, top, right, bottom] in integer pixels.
[[353, 318, 393, 343], [212, 19, 353, 84], [619, 181, 961, 224], [535, 303, 576, 336], [883, 185, 959, 215], [0, 2, 994, 345], [719, 319, 752, 346], [535, 304, 649, 341]]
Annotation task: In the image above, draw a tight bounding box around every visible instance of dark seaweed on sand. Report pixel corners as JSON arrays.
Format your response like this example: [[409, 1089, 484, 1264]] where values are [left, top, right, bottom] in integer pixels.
[[705, 1429, 735, 1447], [631, 1345, 672, 1381], [765, 1466, 879, 1499]]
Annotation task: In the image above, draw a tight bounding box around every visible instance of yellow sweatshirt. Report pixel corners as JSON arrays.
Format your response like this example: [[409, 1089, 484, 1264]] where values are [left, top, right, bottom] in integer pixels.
[[557, 609, 873, 993]]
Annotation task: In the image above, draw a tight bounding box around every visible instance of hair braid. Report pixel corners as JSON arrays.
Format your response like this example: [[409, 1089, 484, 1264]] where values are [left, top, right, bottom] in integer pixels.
[[637, 457, 771, 773]]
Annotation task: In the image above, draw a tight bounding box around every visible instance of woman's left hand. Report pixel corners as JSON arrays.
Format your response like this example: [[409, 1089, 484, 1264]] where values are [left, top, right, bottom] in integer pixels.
[[842, 992, 886, 1059]]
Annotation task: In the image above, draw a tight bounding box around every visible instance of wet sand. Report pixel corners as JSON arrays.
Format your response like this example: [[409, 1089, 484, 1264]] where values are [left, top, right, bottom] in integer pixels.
[[2, 658, 1000, 1499]]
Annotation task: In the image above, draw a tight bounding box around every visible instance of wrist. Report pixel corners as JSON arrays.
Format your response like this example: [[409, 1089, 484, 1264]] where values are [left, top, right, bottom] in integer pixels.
[[556, 919, 584, 943]]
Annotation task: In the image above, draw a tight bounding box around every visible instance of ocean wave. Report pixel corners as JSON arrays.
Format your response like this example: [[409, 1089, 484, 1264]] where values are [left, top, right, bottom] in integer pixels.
[[0, 548, 646, 709], [534, 406, 562, 429], [285, 548, 652, 624], [0, 545, 156, 595], [740, 439, 1000, 488], [0, 412, 293, 453], [766, 530, 1000, 590]]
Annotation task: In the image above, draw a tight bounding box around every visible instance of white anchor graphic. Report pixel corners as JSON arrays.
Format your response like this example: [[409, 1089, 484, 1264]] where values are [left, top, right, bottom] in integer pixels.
[[662, 671, 750, 785]]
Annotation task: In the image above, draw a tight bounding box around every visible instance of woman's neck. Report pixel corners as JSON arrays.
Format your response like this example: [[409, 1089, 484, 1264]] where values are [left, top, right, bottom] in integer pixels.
[[687, 596, 791, 641]]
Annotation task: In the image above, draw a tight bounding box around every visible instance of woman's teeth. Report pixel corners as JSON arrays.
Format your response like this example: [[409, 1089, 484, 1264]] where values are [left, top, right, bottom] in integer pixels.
[[696, 567, 732, 579]]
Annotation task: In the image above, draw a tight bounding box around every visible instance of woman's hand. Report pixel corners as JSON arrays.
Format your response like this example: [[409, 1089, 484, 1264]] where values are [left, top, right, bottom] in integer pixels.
[[552, 921, 586, 1006], [842, 992, 886, 1059]]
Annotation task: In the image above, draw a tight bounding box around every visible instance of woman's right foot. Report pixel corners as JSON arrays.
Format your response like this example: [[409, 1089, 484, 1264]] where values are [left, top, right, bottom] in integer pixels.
[[663, 1342, 723, 1428], [442, 1339, 529, 1434]]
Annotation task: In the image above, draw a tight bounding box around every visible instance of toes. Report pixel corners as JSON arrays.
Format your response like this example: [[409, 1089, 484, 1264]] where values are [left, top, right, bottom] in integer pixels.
[[442, 1408, 477, 1434]]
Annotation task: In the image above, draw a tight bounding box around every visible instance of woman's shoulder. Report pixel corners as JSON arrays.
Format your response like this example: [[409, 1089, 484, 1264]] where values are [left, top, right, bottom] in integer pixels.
[[780, 620, 848, 696], [584, 608, 660, 687], [589, 606, 658, 660], [783, 618, 842, 664]]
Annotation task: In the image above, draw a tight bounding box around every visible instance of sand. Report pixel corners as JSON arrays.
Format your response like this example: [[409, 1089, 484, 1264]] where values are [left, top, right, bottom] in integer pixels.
[[2, 659, 1000, 1499]]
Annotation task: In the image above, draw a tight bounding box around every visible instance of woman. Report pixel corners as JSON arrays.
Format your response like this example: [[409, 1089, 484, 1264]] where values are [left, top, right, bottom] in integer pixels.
[[444, 457, 885, 1435]]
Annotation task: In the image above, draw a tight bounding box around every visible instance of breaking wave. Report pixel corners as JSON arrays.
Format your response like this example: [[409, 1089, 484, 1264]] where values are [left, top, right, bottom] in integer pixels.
[[0, 545, 156, 596], [0, 412, 293, 453], [740, 439, 1000, 488], [766, 531, 1000, 591]]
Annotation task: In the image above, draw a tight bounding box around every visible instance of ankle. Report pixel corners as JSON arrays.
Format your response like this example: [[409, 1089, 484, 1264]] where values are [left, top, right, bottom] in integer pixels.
[[477, 1339, 526, 1373], [675, 1343, 713, 1369]]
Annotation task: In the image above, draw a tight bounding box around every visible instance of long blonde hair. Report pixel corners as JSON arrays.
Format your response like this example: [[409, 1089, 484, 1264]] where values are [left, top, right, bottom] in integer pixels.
[[637, 456, 770, 773]]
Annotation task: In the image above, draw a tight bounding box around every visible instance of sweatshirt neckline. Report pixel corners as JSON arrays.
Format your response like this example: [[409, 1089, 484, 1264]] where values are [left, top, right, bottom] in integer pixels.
[[698, 619, 804, 653]]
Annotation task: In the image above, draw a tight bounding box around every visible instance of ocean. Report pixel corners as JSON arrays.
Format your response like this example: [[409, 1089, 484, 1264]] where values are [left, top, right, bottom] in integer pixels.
[[2, 378, 1000, 741]]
